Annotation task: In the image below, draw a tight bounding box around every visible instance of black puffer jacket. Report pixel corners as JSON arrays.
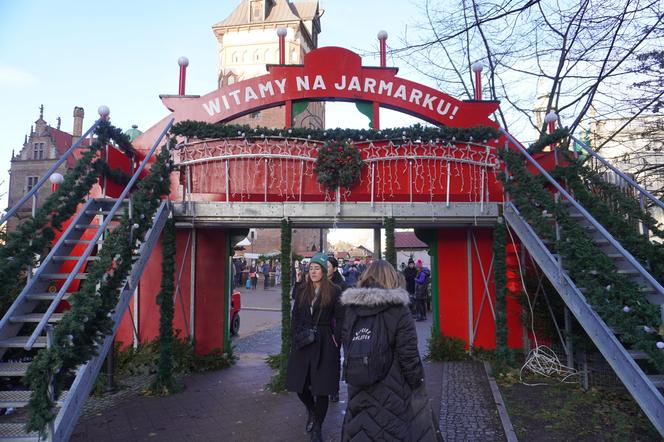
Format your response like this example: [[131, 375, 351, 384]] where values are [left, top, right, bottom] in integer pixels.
[[340, 287, 440, 441]]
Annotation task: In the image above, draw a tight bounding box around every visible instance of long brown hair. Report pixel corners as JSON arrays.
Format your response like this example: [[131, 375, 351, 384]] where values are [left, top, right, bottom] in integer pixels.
[[297, 269, 336, 308], [357, 260, 402, 289]]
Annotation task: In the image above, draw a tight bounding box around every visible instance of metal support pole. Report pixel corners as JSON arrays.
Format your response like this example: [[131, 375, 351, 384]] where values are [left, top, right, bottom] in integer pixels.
[[319, 228, 324, 252], [370, 163, 375, 209], [105, 341, 115, 393], [190, 228, 196, 342], [467, 229, 474, 353], [446, 162, 451, 207], [409, 161, 413, 205], [373, 228, 382, 260], [564, 306, 574, 369]]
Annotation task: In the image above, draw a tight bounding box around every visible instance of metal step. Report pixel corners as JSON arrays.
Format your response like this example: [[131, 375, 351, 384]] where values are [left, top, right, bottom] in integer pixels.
[[26, 292, 71, 302], [0, 423, 40, 441], [0, 362, 31, 377], [83, 210, 124, 217], [39, 273, 88, 280], [10, 313, 64, 324], [649, 375, 664, 389], [0, 391, 32, 408], [0, 337, 47, 349], [63, 239, 97, 246], [52, 256, 100, 262]]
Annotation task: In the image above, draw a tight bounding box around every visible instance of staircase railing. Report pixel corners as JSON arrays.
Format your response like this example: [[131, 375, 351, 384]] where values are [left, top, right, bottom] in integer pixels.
[[52, 200, 171, 442], [569, 133, 664, 212], [23, 118, 175, 350], [500, 128, 664, 297], [503, 201, 664, 436], [0, 120, 101, 225]]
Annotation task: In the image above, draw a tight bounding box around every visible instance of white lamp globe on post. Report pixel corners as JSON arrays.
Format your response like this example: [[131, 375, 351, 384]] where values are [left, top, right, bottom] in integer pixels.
[[471, 62, 484, 100], [98, 105, 110, 121], [50, 172, 64, 192]]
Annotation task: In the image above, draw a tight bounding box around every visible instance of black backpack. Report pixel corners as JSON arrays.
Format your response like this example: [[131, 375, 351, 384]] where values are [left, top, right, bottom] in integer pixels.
[[342, 310, 394, 387]]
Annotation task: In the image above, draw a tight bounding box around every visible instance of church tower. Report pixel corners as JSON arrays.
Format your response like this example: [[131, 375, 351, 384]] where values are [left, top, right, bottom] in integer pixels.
[[212, 0, 325, 129]]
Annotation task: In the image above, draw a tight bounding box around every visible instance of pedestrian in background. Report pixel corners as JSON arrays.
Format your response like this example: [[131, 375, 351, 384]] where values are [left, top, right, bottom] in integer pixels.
[[286, 253, 344, 442], [340, 260, 442, 441], [414, 260, 430, 321], [403, 258, 418, 314], [326, 256, 348, 404], [262, 260, 270, 289], [249, 262, 258, 290]]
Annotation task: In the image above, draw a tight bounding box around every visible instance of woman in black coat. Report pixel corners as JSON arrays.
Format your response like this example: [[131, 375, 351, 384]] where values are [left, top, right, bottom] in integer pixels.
[[340, 260, 442, 441], [286, 253, 343, 442]]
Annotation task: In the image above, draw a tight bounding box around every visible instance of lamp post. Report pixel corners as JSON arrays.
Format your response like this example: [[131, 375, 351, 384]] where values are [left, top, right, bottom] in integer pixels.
[[378, 30, 388, 68], [178, 56, 189, 96], [49, 172, 64, 192], [277, 28, 287, 64], [471, 62, 484, 100]]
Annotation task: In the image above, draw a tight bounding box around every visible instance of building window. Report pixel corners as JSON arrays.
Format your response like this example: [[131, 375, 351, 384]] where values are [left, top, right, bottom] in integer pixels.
[[250, 1, 263, 22], [26, 176, 39, 192], [33, 142, 44, 160], [250, 112, 260, 119]]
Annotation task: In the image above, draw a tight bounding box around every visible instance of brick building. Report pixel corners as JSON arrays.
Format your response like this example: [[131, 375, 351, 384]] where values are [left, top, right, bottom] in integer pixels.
[[6, 106, 88, 232]]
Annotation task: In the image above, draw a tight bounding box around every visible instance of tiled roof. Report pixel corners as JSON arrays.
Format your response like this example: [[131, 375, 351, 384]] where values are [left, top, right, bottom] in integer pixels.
[[47, 126, 90, 167], [291, 1, 318, 20], [394, 232, 428, 249], [214, 0, 317, 27]]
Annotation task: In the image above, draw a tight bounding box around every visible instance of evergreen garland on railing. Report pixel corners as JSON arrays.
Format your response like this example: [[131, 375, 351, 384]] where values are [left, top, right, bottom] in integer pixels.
[[551, 160, 664, 282], [149, 217, 178, 395], [171, 121, 501, 144], [500, 150, 664, 373], [269, 219, 292, 391], [528, 128, 570, 154], [492, 218, 510, 363], [385, 218, 396, 268], [25, 143, 173, 434], [0, 122, 133, 317]]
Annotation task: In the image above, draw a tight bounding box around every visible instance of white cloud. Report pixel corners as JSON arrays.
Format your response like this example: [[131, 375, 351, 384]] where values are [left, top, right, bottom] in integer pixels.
[[0, 64, 38, 87]]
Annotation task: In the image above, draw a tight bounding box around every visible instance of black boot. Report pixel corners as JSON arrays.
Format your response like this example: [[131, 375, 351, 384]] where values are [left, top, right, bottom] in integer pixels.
[[305, 408, 314, 433], [310, 423, 322, 442], [330, 391, 339, 403]]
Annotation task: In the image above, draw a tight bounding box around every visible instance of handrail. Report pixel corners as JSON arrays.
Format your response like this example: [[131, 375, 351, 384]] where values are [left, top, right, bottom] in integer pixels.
[[569, 133, 664, 212], [500, 128, 664, 296], [24, 118, 175, 350], [0, 199, 96, 333], [0, 120, 101, 225]]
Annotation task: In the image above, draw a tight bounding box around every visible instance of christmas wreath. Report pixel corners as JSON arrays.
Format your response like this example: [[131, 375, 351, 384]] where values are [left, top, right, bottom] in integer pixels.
[[314, 141, 364, 190]]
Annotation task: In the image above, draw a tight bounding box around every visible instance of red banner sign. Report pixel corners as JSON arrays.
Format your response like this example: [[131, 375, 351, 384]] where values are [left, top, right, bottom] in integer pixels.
[[161, 47, 499, 129]]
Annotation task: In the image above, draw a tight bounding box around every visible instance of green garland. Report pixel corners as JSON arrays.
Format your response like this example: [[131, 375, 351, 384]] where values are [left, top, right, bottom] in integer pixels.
[[269, 218, 292, 392], [171, 121, 501, 143], [492, 218, 510, 363], [384, 218, 396, 268], [25, 143, 173, 434], [149, 217, 178, 395], [501, 150, 664, 373], [314, 141, 364, 190], [0, 121, 133, 317], [551, 160, 664, 282], [528, 127, 570, 154]]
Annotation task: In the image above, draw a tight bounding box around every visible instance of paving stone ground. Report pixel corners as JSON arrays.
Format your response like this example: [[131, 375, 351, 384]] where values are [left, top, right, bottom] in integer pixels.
[[70, 304, 506, 441], [440, 361, 506, 441]]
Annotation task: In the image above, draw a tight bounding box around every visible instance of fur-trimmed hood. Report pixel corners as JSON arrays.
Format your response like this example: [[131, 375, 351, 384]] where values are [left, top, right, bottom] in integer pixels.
[[341, 287, 410, 307]]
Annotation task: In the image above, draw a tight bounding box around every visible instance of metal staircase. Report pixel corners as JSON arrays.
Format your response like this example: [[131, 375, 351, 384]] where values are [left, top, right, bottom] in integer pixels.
[[501, 129, 664, 436], [0, 118, 173, 441]]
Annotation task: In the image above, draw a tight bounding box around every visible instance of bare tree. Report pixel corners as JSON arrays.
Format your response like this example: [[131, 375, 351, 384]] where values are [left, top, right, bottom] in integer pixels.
[[397, 0, 663, 140]]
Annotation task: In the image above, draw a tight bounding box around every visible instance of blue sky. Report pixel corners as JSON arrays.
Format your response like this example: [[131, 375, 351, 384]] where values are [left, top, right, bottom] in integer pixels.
[[0, 1, 423, 176], [0, 0, 431, 247]]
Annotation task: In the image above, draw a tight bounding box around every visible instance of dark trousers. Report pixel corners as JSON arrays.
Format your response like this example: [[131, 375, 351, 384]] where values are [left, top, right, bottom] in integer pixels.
[[251, 276, 258, 290], [297, 371, 329, 426], [263, 274, 269, 289], [416, 297, 427, 319]]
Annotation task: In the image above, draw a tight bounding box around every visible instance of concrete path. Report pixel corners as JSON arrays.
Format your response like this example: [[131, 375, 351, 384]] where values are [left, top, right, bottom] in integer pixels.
[[70, 293, 509, 441]]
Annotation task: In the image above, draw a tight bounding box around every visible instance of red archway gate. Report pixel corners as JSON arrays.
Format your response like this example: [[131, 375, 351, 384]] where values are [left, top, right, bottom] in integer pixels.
[[122, 46, 518, 355]]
